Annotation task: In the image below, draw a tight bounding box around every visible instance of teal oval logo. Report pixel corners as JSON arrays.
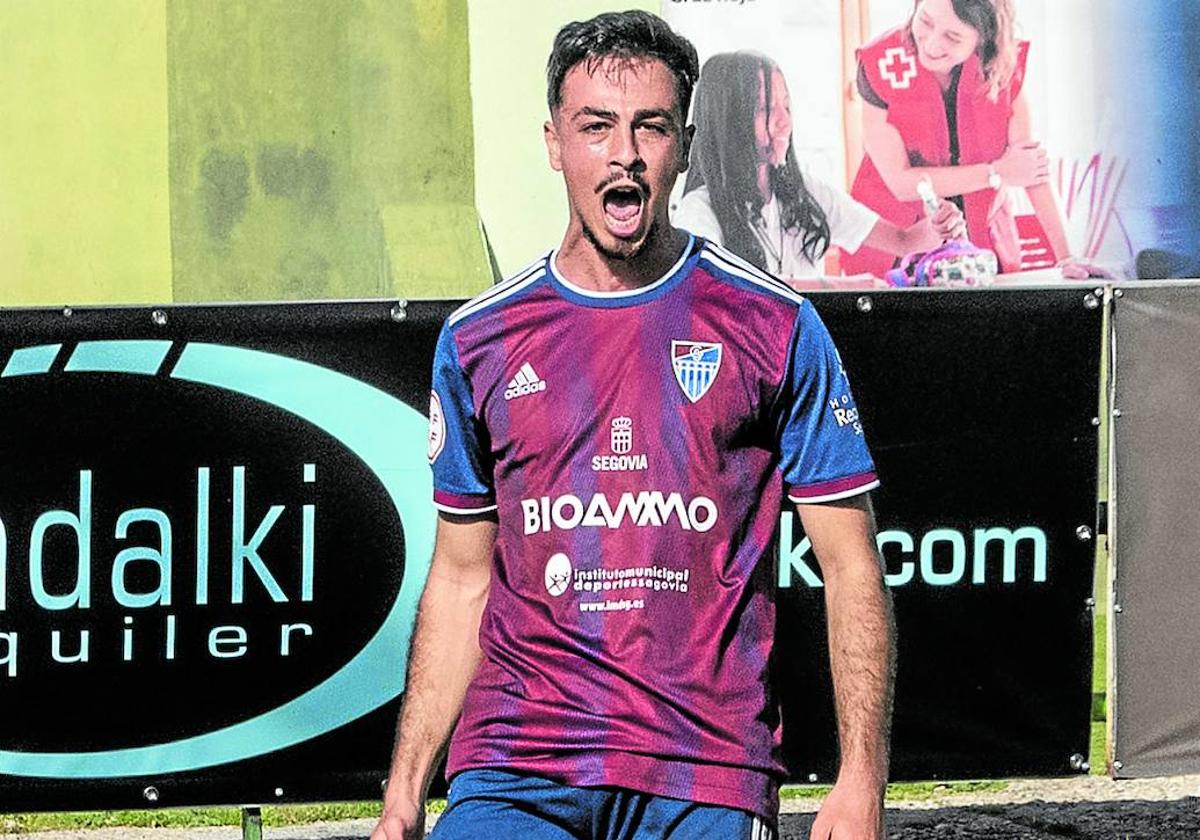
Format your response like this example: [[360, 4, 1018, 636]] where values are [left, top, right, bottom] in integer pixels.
[[0, 340, 434, 777]]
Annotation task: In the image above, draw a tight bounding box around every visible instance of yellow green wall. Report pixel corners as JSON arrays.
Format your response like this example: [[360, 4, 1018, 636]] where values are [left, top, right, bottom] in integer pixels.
[[168, 0, 491, 301], [1, 0, 663, 301], [468, 0, 659, 277], [3, 0, 492, 305], [0, 0, 172, 305]]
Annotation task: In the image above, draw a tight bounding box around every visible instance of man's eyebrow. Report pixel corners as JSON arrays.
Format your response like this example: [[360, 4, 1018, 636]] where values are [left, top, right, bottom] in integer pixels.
[[570, 107, 679, 124], [572, 106, 618, 121], [633, 108, 677, 123]]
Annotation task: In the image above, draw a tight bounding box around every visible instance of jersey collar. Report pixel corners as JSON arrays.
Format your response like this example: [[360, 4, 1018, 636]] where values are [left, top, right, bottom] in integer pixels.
[[547, 235, 699, 308]]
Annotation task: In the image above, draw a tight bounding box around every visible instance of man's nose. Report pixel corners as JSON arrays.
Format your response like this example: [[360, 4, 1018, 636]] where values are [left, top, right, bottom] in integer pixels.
[[610, 127, 642, 169]]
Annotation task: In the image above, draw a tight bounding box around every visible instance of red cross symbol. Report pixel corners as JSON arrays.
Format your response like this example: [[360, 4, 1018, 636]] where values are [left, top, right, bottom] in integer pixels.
[[879, 47, 917, 90]]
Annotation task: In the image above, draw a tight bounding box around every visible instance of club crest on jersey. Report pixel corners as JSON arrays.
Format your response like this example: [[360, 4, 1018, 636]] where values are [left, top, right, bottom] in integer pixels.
[[671, 340, 722, 403]]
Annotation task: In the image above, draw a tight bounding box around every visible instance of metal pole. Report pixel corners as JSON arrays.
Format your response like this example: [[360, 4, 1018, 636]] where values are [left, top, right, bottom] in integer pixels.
[[242, 806, 263, 840]]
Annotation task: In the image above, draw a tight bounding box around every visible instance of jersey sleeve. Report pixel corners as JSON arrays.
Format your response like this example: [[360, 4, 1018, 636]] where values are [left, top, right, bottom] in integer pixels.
[[773, 299, 879, 503], [429, 322, 496, 513]]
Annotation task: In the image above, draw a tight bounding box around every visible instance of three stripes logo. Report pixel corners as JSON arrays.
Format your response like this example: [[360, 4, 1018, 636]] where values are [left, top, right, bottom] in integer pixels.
[[504, 362, 547, 401]]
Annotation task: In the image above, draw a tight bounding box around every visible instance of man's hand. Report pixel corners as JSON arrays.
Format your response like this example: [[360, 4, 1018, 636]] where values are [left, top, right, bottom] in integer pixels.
[[373, 513, 496, 840], [798, 495, 894, 840], [809, 779, 885, 840], [370, 797, 425, 840]]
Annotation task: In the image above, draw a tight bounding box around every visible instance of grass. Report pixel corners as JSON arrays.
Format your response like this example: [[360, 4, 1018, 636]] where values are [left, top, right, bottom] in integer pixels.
[[781, 780, 1009, 802], [0, 800, 452, 833], [0, 804, 375, 833]]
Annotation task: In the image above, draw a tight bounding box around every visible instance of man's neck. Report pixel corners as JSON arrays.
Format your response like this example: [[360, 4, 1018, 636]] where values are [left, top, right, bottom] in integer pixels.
[[555, 224, 690, 293]]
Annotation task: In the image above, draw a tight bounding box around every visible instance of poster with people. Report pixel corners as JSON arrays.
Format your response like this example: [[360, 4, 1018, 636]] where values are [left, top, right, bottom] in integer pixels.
[[662, 0, 1200, 286]]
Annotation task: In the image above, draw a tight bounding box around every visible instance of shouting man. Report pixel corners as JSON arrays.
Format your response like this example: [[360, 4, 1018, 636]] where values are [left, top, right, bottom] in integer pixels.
[[373, 10, 895, 840]]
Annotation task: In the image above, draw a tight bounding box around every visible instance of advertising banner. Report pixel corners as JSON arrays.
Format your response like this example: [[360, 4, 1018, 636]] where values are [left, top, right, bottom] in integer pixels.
[[0, 301, 453, 811], [1110, 283, 1200, 778], [658, 0, 1200, 282], [0, 291, 1100, 809], [781, 288, 1101, 781]]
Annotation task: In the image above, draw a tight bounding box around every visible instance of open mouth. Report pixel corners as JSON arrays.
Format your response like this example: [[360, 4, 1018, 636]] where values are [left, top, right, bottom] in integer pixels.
[[602, 185, 646, 238]]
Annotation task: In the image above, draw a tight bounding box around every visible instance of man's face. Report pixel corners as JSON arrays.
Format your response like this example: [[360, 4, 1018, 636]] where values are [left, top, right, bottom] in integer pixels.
[[545, 57, 691, 261]]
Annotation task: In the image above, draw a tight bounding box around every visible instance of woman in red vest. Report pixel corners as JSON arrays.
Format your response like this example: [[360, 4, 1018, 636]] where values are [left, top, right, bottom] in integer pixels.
[[846, 0, 1084, 277]]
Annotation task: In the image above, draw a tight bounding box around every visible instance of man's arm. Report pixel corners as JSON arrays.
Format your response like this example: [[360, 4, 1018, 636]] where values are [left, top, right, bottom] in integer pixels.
[[371, 513, 497, 840], [800, 494, 896, 840]]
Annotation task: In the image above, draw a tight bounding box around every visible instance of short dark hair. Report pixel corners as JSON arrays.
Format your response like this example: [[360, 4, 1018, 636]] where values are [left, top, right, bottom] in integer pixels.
[[546, 10, 700, 119]]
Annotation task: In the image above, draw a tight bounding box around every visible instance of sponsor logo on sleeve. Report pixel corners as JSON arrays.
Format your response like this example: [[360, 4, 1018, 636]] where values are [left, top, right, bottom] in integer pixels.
[[428, 390, 446, 463], [828, 395, 863, 435]]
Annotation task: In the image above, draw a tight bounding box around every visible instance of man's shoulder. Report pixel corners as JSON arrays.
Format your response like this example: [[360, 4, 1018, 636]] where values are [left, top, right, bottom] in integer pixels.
[[693, 240, 806, 312], [446, 253, 553, 332]]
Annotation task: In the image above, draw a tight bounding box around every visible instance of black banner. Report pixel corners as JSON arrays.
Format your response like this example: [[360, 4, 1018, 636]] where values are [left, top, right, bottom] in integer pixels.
[[0, 291, 1101, 810], [780, 288, 1101, 781], [0, 301, 454, 811]]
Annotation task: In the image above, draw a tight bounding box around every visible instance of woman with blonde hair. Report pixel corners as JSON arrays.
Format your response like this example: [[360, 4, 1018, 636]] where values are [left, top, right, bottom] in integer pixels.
[[846, 0, 1087, 277]]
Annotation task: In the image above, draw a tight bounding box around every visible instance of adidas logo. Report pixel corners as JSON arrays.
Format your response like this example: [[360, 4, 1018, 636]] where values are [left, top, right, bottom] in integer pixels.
[[504, 362, 547, 401]]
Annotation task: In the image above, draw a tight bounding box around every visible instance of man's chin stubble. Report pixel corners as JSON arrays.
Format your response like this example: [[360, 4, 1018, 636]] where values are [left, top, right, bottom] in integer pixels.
[[579, 214, 656, 262]]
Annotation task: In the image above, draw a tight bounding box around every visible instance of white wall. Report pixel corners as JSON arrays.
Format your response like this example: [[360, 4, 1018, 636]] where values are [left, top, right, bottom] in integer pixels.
[[662, 0, 847, 186]]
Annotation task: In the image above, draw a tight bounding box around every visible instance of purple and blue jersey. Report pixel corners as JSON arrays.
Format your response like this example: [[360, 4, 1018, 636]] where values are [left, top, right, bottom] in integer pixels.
[[428, 235, 878, 819]]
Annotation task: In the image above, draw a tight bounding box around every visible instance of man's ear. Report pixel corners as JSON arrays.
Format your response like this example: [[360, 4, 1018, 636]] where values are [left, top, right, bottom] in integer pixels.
[[678, 123, 696, 172], [544, 117, 563, 172]]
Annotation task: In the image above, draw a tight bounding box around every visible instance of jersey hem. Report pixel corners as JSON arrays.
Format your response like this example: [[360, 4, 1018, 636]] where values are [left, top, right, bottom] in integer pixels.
[[433, 490, 497, 513], [448, 752, 780, 822], [788, 472, 879, 504]]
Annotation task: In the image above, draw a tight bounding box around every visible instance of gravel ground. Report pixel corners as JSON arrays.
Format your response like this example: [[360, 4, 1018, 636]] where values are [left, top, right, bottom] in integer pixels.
[[4, 775, 1198, 840], [779, 774, 1200, 839]]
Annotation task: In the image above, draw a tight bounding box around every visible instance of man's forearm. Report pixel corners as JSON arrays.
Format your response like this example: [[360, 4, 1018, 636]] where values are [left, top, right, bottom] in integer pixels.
[[385, 553, 490, 805], [823, 552, 896, 790]]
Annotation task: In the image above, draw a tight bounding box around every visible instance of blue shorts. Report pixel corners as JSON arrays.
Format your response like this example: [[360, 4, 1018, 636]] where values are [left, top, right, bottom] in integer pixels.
[[430, 769, 776, 839]]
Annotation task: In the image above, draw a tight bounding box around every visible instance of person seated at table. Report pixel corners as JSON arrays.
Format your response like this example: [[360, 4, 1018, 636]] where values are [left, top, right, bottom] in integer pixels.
[[674, 50, 963, 278]]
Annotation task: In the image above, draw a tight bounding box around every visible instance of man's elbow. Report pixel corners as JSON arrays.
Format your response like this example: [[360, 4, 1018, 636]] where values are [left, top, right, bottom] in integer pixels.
[[820, 547, 887, 590]]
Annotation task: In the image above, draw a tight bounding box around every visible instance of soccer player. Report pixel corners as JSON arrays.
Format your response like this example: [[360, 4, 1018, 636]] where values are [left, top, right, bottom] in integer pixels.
[[372, 10, 895, 840]]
